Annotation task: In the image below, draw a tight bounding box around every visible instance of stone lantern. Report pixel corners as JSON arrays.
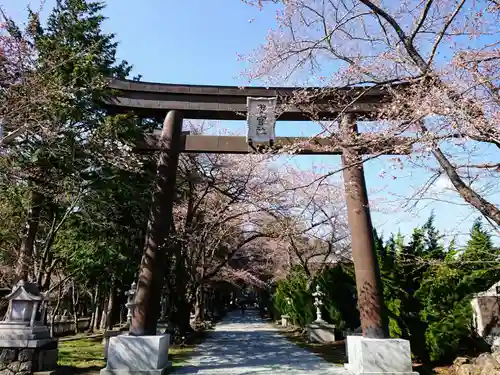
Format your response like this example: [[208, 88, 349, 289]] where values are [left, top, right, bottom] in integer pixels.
[[125, 281, 137, 325], [0, 281, 58, 374], [312, 284, 325, 323], [281, 297, 292, 327], [0, 280, 49, 339], [159, 295, 168, 322], [306, 284, 336, 344]]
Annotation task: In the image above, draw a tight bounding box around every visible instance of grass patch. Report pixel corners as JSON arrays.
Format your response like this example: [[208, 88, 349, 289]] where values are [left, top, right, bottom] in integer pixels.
[[58, 332, 103, 342], [279, 328, 346, 365], [56, 330, 207, 374], [57, 337, 104, 374], [169, 346, 196, 366], [169, 330, 207, 366], [433, 366, 452, 374]]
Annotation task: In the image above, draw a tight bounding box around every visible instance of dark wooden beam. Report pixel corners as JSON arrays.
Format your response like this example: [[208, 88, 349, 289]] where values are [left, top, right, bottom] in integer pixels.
[[106, 78, 409, 121], [135, 134, 412, 155]]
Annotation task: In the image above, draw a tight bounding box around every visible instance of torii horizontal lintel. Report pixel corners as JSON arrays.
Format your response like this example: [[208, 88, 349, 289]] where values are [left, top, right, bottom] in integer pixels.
[[106, 78, 410, 121], [135, 134, 412, 155]]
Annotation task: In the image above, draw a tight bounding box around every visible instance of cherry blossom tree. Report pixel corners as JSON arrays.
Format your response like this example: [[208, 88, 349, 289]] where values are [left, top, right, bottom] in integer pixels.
[[165, 121, 351, 326], [244, 168, 350, 282], [198, 160, 350, 287], [170, 150, 279, 323], [241, 0, 499, 227]]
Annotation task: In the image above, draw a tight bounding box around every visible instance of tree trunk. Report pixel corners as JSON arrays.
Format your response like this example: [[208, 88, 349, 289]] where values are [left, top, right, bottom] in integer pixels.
[[214, 289, 224, 318], [193, 284, 204, 324], [50, 284, 63, 337], [99, 298, 107, 330], [88, 311, 95, 333], [169, 273, 193, 338], [119, 306, 124, 326], [88, 284, 99, 333], [173, 297, 193, 338], [71, 282, 79, 334], [93, 303, 101, 331], [170, 244, 194, 337], [15, 190, 43, 282], [93, 304, 99, 331], [105, 279, 116, 330], [41, 255, 56, 292]]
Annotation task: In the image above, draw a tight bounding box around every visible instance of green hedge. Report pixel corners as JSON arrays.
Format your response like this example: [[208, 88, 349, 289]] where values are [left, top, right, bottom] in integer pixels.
[[272, 264, 360, 330]]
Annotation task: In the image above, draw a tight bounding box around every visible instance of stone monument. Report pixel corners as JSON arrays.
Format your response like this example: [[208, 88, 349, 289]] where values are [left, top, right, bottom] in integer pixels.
[[471, 280, 500, 348], [100, 282, 172, 375], [344, 335, 419, 375], [306, 285, 336, 343], [101, 335, 171, 375], [0, 280, 58, 375]]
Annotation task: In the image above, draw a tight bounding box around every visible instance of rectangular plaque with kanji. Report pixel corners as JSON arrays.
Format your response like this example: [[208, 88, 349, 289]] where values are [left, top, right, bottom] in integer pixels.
[[246, 97, 277, 144]]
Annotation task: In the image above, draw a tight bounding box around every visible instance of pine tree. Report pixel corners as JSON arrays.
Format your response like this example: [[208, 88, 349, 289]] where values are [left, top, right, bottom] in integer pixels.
[[422, 212, 445, 260], [3, 0, 138, 284], [460, 219, 500, 292], [461, 219, 495, 264], [445, 237, 458, 261], [418, 219, 500, 362]]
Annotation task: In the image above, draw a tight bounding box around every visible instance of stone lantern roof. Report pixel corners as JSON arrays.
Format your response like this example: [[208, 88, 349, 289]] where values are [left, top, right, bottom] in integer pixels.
[[4, 280, 46, 302]]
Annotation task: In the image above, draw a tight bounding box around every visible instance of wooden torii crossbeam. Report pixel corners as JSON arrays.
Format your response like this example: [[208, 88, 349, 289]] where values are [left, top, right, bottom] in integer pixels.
[[135, 133, 410, 155], [106, 78, 405, 120], [106, 78, 411, 338]]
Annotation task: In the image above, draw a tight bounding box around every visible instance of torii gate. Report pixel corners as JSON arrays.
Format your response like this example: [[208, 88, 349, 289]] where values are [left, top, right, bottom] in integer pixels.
[[106, 79, 411, 339]]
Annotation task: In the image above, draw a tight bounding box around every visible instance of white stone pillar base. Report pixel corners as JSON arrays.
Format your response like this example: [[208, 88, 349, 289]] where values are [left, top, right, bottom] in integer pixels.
[[344, 336, 419, 375], [100, 334, 171, 375], [306, 321, 336, 343]]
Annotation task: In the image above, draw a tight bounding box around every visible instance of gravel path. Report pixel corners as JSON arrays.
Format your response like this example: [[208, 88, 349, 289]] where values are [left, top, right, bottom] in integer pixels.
[[172, 309, 349, 375]]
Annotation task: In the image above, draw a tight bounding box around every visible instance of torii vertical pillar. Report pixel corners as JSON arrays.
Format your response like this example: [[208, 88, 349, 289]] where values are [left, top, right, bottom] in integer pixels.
[[131, 109, 183, 336], [340, 113, 386, 339], [101, 110, 183, 375], [341, 113, 417, 375]]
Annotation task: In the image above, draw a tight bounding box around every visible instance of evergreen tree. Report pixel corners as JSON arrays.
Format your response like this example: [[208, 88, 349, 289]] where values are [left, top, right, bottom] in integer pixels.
[[445, 237, 458, 261], [317, 264, 360, 330], [418, 219, 500, 362], [1, 0, 143, 286], [461, 219, 495, 266], [422, 212, 445, 260], [271, 214, 500, 365], [273, 266, 314, 327]]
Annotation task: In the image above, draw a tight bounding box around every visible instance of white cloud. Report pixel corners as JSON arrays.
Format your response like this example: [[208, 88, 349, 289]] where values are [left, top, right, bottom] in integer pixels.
[[429, 176, 455, 194]]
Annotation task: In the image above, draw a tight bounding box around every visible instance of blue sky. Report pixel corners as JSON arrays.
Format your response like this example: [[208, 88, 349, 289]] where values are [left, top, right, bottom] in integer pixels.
[[5, 0, 499, 245]]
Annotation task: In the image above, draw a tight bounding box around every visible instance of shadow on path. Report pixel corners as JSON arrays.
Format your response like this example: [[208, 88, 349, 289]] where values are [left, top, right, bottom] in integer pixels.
[[172, 310, 348, 374]]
